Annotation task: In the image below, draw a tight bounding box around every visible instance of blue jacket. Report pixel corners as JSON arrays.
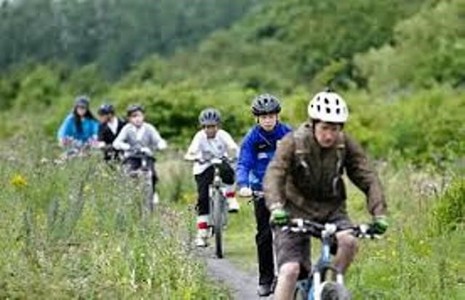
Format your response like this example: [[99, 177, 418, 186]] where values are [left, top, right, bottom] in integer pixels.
[[236, 123, 292, 190], [57, 114, 99, 143]]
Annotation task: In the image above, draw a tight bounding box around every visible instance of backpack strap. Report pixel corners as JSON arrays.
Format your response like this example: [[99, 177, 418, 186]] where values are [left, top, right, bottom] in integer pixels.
[[335, 132, 346, 175], [293, 124, 312, 170]]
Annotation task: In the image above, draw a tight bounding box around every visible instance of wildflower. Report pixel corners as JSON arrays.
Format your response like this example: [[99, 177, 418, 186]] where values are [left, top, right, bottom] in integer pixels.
[[10, 174, 27, 188]]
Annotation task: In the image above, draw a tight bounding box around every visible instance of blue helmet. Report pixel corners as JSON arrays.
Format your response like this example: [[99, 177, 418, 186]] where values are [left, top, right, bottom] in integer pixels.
[[199, 108, 221, 126], [74, 95, 90, 108], [98, 103, 115, 115]]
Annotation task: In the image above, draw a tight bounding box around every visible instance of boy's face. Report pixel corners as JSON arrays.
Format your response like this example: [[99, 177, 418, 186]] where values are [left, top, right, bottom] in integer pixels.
[[258, 114, 278, 132], [98, 113, 111, 124], [204, 125, 219, 138], [129, 111, 144, 127]]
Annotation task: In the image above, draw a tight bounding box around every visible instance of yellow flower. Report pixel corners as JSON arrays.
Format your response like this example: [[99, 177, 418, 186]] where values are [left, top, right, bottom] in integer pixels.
[[10, 174, 28, 188]]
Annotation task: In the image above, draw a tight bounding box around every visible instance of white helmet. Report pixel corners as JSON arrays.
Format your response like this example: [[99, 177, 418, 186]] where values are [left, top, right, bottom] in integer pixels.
[[308, 90, 349, 123]]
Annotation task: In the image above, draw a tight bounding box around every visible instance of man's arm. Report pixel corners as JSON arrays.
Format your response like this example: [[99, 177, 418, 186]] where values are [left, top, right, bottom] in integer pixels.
[[345, 134, 387, 216]]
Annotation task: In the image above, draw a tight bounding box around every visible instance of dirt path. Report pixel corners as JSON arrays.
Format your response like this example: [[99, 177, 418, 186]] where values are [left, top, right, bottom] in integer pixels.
[[198, 247, 273, 300]]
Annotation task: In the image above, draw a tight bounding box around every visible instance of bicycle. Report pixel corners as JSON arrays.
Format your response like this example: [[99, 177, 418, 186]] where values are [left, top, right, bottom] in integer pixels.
[[123, 150, 156, 213], [186, 156, 234, 258], [276, 218, 379, 300], [56, 139, 98, 164]]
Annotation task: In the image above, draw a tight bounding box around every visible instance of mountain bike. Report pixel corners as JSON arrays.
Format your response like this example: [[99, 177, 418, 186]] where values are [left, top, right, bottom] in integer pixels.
[[276, 219, 378, 300], [56, 139, 98, 164], [186, 156, 234, 258], [208, 157, 235, 258], [124, 150, 156, 213]]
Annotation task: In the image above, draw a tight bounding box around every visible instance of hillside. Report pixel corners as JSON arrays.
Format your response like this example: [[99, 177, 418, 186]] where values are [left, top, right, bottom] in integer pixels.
[[0, 0, 463, 298], [1, 0, 464, 165]]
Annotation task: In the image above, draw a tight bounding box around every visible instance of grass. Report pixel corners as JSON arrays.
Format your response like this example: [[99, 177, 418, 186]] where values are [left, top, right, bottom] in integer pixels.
[[224, 201, 257, 273], [2, 135, 463, 299], [0, 137, 228, 299], [224, 165, 465, 299]]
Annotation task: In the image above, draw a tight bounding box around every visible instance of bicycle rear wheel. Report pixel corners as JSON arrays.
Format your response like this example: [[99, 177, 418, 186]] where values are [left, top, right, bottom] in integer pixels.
[[320, 282, 351, 300], [145, 171, 154, 212], [212, 190, 224, 258]]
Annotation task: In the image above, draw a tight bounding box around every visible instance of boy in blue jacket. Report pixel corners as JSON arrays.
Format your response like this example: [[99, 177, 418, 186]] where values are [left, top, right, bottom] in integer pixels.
[[236, 94, 292, 297]]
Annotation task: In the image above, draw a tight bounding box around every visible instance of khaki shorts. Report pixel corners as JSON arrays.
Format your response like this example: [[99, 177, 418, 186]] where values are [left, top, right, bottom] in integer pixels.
[[273, 214, 352, 275]]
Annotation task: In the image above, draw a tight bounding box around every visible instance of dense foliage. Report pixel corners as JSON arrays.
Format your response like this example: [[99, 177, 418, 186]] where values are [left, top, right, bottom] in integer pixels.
[[0, 0, 262, 77], [0, 0, 464, 165]]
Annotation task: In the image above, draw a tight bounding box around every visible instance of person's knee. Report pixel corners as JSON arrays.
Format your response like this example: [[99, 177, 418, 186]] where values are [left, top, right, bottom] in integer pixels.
[[279, 262, 300, 281], [336, 233, 358, 254]]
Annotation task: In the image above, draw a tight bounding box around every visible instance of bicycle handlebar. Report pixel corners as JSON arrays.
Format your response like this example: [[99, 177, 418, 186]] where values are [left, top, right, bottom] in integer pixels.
[[185, 157, 236, 165], [276, 218, 380, 239], [126, 150, 153, 159]]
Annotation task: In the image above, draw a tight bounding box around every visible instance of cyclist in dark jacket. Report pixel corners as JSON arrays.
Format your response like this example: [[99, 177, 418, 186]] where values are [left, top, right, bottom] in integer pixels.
[[97, 103, 126, 161]]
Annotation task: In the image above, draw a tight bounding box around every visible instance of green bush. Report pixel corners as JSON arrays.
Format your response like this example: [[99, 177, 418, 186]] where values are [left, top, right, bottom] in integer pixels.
[[432, 178, 465, 234]]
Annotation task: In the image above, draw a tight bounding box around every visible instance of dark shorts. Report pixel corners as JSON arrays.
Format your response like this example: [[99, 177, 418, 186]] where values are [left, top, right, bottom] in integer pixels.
[[273, 214, 352, 274]]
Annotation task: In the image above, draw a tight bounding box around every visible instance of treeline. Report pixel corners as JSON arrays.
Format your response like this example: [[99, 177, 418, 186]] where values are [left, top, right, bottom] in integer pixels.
[[0, 0, 262, 77], [0, 0, 464, 166]]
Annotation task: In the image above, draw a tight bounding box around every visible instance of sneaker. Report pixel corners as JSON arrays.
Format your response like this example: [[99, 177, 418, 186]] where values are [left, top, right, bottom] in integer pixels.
[[227, 197, 240, 213], [257, 283, 272, 297], [152, 192, 160, 205], [195, 228, 209, 247], [195, 235, 208, 247]]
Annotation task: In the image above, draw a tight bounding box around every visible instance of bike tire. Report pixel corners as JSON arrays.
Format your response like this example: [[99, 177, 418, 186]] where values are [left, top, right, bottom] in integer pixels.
[[293, 285, 308, 300], [213, 190, 224, 259], [320, 282, 351, 300], [145, 171, 154, 212]]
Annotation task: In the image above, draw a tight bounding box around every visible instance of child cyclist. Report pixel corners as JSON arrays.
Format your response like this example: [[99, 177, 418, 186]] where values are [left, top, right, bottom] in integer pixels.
[[113, 104, 167, 204], [236, 94, 292, 297], [185, 108, 240, 247]]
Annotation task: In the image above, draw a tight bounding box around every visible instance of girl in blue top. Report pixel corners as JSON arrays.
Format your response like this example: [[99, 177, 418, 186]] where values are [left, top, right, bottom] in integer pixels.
[[57, 96, 99, 147]]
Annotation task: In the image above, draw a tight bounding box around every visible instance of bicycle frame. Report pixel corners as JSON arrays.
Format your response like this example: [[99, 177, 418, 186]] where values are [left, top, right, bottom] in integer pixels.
[[280, 220, 376, 300], [209, 159, 228, 230], [307, 225, 344, 300], [185, 156, 234, 258]]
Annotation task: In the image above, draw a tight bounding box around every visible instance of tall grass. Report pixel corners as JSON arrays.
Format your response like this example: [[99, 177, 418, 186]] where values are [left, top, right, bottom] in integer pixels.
[[0, 138, 227, 299]]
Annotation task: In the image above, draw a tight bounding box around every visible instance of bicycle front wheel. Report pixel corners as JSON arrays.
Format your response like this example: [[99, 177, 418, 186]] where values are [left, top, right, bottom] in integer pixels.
[[293, 286, 308, 300], [212, 190, 224, 259], [319, 282, 351, 300]]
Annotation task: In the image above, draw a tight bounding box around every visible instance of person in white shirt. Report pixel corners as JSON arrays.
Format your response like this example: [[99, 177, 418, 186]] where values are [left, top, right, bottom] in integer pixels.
[[185, 108, 240, 247], [113, 105, 167, 203]]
